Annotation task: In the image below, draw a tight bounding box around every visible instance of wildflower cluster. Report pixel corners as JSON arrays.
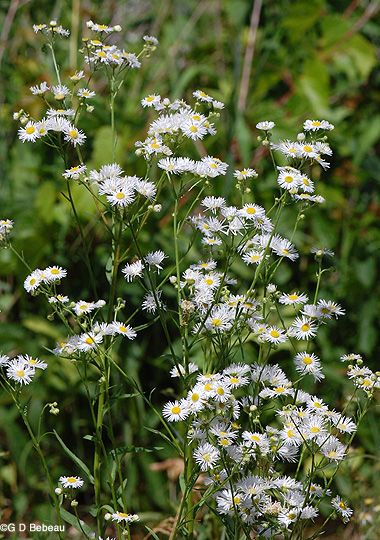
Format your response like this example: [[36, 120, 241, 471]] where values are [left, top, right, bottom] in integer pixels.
[[4, 17, 378, 540], [0, 354, 47, 385]]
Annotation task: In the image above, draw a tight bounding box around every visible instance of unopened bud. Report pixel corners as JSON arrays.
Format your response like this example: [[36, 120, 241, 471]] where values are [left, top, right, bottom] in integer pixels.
[[55, 487, 62, 495]]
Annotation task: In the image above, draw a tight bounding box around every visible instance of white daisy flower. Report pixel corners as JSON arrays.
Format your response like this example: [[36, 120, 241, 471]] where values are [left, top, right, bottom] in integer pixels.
[[303, 119, 334, 132], [59, 476, 84, 489], [78, 332, 103, 351], [109, 322, 136, 340], [239, 203, 265, 220], [279, 291, 308, 305], [52, 85, 70, 100], [193, 90, 213, 103], [233, 168, 257, 180], [256, 121, 275, 130], [141, 94, 161, 108], [77, 88, 96, 99], [162, 399, 189, 422], [62, 165, 87, 180], [144, 250, 167, 272], [24, 270, 43, 293], [6, 359, 35, 385], [181, 120, 208, 140], [263, 326, 287, 344], [294, 352, 324, 381], [22, 355, 48, 370], [63, 126, 87, 146], [122, 260, 144, 282], [44, 266, 67, 282], [331, 496, 353, 523], [106, 186, 135, 207], [111, 512, 139, 523], [193, 442, 219, 471], [0, 354, 10, 366], [30, 81, 50, 95], [289, 316, 317, 340], [18, 121, 40, 143]]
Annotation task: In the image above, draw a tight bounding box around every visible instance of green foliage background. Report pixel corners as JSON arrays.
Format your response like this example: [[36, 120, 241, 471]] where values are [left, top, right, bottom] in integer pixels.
[[0, 0, 379, 538]]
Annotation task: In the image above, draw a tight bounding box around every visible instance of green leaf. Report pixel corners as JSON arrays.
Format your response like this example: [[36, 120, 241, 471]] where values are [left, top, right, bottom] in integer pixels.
[[144, 526, 160, 540], [23, 316, 62, 340], [60, 508, 94, 537], [53, 430, 94, 483], [298, 56, 330, 116]]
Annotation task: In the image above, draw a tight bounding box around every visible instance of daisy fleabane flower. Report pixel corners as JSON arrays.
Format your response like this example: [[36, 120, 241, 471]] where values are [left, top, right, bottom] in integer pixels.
[[122, 260, 144, 282], [6, 359, 35, 385], [233, 168, 257, 180], [193, 442, 219, 471], [144, 250, 167, 272], [279, 291, 308, 305], [109, 322, 137, 340], [256, 121, 275, 130], [111, 512, 139, 524], [62, 165, 87, 180], [162, 399, 189, 422], [331, 496, 353, 523], [59, 476, 84, 489], [303, 119, 334, 132]]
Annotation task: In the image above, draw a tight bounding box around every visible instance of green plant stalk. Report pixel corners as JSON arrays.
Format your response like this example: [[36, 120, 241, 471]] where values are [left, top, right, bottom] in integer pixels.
[[15, 399, 64, 539]]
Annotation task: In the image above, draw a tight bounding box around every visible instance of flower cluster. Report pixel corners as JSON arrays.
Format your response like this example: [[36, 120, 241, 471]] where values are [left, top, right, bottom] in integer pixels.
[[24, 266, 67, 293], [1, 354, 47, 385], [161, 356, 371, 532]]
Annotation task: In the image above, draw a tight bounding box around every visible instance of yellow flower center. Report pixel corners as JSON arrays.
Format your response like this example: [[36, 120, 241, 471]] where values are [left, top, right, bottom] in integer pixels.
[[284, 175, 293, 183], [190, 125, 198, 133], [303, 145, 313, 153], [171, 406, 181, 415], [246, 207, 256, 214], [191, 393, 199, 402], [26, 126, 36, 134], [288, 294, 299, 300], [85, 337, 94, 345], [303, 356, 313, 365], [67, 477, 77, 483], [216, 387, 224, 395], [211, 318, 222, 327], [301, 323, 310, 332], [116, 192, 125, 200], [270, 330, 280, 338], [310, 426, 320, 434], [312, 121, 321, 126], [69, 130, 78, 139], [16, 370, 25, 378]]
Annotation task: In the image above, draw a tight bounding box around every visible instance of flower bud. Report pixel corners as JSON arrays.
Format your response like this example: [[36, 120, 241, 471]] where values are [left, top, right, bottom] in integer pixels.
[[297, 132, 305, 141], [71, 500, 78, 507], [55, 488, 62, 495], [104, 513, 111, 521]]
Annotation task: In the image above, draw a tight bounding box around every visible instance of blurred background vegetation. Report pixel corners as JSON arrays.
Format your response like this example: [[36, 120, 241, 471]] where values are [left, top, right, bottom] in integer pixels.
[[0, 0, 379, 538]]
